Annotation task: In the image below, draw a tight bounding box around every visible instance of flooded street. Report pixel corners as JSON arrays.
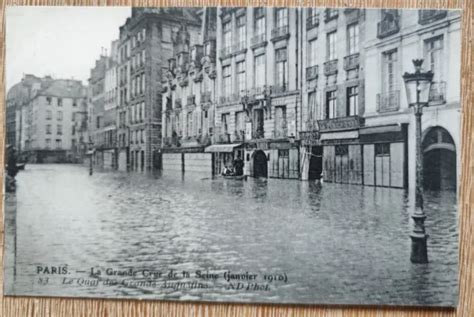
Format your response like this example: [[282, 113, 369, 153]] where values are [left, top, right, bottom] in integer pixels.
[[4, 164, 458, 306]]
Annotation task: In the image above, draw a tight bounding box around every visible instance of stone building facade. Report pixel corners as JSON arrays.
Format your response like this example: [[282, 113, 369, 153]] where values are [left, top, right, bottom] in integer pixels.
[[299, 8, 367, 183], [6, 75, 44, 151], [159, 7, 460, 192], [88, 54, 108, 168], [214, 7, 301, 179], [363, 9, 461, 190], [161, 8, 216, 176], [117, 7, 201, 172], [8, 75, 87, 163]]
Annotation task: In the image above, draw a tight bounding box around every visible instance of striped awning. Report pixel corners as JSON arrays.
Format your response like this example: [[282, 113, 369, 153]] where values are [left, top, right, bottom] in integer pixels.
[[204, 143, 242, 153]]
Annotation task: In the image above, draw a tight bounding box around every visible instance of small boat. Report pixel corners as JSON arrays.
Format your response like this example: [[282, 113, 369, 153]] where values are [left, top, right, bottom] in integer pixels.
[[16, 163, 26, 170], [222, 174, 247, 181]]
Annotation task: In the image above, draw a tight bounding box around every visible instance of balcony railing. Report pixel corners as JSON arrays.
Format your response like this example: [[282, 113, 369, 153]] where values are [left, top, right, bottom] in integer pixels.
[[174, 99, 182, 109], [163, 135, 181, 147], [318, 116, 364, 132], [232, 41, 247, 53], [271, 25, 290, 42], [306, 65, 319, 80], [429, 81, 447, 103], [377, 13, 400, 38], [187, 95, 195, 106], [343, 53, 360, 71], [247, 86, 270, 101], [220, 46, 232, 59], [219, 93, 240, 104], [201, 91, 212, 103], [251, 33, 267, 48], [271, 84, 287, 94], [376, 90, 400, 112], [324, 59, 338, 76], [418, 10, 447, 25], [306, 13, 320, 30], [325, 9, 339, 22]]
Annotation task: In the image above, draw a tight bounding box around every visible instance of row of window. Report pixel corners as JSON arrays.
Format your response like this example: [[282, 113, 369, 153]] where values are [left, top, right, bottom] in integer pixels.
[[129, 102, 146, 124], [46, 124, 63, 135], [309, 23, 359, 65], [131, 28, 147, 49], [167, 109, 212, 138], [379, 36, 443, 99], [45, 97, 80, 107], [221, 47, 288, 97], [45, 110, 79, 121], [105, 89, 118, 106], [307, 85, 359, 121], [222, 8, 289, 49], [335, 143, 390, 157], [130, 129, 146, 144], [44, 138, 62, 149], [131, 73, 146, 98], [131, 50, 146, 70]]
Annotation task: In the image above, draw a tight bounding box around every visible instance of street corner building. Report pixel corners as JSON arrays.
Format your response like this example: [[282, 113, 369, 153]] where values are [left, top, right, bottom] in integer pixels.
[[6, 75, 88, 164]]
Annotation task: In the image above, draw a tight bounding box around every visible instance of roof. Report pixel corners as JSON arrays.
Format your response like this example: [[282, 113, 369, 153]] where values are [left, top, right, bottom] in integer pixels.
[[205, 143, 242, 153], [37, 79, 86, 99]]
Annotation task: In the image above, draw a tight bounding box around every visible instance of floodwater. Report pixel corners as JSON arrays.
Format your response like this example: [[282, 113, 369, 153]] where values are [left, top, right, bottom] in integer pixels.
[[4, 164, 458, 306]]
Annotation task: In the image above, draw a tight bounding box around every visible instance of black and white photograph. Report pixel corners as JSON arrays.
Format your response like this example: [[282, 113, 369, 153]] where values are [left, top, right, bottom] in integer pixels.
[[4, 6, 461, 307]]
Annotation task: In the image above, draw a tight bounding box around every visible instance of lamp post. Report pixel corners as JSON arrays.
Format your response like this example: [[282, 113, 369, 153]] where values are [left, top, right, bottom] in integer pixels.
[[402, 59, 434, 264], [88, 140, 94, 176]]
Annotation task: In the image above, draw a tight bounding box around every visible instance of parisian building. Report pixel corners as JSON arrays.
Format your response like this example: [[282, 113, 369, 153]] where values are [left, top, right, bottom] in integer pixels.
[[88, 53, 108, 168], [363, 9, 461, 191], [159, 7, 460, 192], [116, 7, 202, 172], [161, 8, 217, 175], [7, 75, 87, 163], [215, 7, 302, 179], [103, 41, 119, 169], [6, 75, 44, 151]]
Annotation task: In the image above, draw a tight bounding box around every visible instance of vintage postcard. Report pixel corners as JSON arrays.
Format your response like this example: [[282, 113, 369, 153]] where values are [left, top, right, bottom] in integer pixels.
[[4, 6, 461, 307]]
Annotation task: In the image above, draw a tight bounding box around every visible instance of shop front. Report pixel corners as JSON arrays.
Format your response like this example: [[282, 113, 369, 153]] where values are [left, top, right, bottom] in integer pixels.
[[204, 143, 243, 176], [359, 124, 408, 188], [244, 140, 299, 179], [319, 116, 364, 185]]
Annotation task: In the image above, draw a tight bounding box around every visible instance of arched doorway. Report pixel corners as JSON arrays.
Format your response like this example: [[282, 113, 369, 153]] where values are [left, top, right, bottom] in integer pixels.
[[422, 127, 456, 191], [253, 150, 268, 178]]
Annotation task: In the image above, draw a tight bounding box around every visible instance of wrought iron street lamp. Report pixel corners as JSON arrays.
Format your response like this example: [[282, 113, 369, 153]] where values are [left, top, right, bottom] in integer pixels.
[[403, 59, 434, 263]]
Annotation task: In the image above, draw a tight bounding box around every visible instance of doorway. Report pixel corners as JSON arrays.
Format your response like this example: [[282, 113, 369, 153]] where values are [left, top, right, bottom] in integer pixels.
[[422, 127, 456, 191], [308, 146, 323, 180], [253, 150, 267, 178]]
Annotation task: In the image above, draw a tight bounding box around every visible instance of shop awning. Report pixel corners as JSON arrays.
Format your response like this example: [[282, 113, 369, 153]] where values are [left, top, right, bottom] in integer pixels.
[[320, 130, 359, 141], [359, 124, 405, 143], [359, 124, 402, 135], [204, 143, 242, 153]]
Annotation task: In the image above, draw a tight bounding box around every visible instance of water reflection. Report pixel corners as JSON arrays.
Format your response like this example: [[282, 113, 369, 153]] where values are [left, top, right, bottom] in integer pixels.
[[4, 164, 458, 306]]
